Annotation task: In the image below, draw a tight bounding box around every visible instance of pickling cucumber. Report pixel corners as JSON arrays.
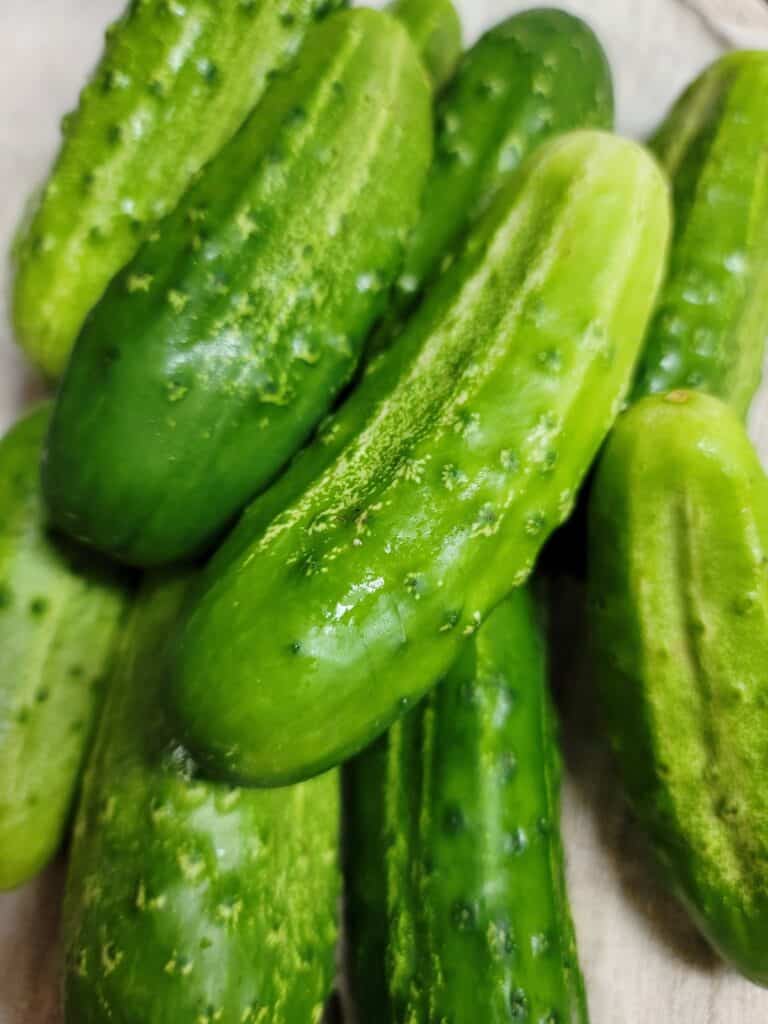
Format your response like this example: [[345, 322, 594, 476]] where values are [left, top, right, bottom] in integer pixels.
[[633, 52, 768, 417], [371, 7, 614, 350], [388, 0, 461, 91], [42, 7, 432, 567], [171, 130, 671, 786], [345, 589, 588, 1023], [64, 574, 340, 1022], [12, 0, 347, 379], [0, 404, 130, 891], [589, 390, 768, 986]]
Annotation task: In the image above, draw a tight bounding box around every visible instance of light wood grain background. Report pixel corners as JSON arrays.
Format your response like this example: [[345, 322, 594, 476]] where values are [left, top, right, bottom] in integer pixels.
[[2, 1, 768, 1021]]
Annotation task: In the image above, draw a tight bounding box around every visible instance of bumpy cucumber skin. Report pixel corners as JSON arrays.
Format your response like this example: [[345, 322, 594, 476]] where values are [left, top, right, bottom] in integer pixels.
[[0, 405, 130, 891], [633, 52, 768, 418], [345, 590, 588, 1024], [172, 130, 671, 786], [387, 0, 462, 91], [589, 390, 768, 986], [42, 8, 433, 568], [12, 0, 347, 379], [370, 7, 614, 351], [64, 575, 340, 1023]]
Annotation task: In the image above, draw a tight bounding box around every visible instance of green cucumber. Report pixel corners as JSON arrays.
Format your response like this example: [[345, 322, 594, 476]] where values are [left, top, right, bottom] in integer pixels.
[[64, 574, 340, 1022], [0, 404, 130, 891], [12, 0, 347, 379], [388, 0, 462, 91], [370, 8, 614, 352], [344, 589, 588, 1024], [42, 7, 433, 568], [588, 390, 768, 985], [172, 130, 671, 786], [633, 52, 768, 418]]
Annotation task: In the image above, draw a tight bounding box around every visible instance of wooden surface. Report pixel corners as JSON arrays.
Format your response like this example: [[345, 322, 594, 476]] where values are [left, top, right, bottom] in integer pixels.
[[2, 1, 768, 1020]]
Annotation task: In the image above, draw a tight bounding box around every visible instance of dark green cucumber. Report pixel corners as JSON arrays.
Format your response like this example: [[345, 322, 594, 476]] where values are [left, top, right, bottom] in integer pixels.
[[588, 390, 768, 986], [64, 574, 340, 1022], [345, 589, 587, 1024], [0, 404, 130, 891], [172, 130, 671, 786], [633, 52, 768, 418], [42, 7, 432, 568], [388, 0, 461, 91], [370, 7, 614, 351], [12, 0, 347, 380]]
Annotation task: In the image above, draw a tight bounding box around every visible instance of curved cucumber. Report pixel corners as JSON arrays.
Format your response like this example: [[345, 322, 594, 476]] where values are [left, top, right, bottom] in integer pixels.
[[0, 404, 130, 891], [633, 52, 768, 417], [64, 575, 340, 1022], [388, 0, 461, 91], [345, 589, 588, 1024], [12, 0, 347, 379], [370, 8, 614, 351], [172, 130, 671, 786], [42, 8, 433, 568], [588, 390, 768, 985]]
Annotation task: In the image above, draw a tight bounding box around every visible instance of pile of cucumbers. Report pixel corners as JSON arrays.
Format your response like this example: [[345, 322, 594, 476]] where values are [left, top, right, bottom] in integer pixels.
[[3, 0, 768, 1018]]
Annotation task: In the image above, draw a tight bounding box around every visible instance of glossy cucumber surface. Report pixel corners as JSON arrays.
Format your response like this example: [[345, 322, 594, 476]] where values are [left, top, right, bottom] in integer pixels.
[[345, 589, 588, 1024], [64, 574, 340, 1022], [172, 130, 671, 786], [633, 52, 768, 418], [589, 390, 768, 985], [12, 0, 346, 379], [0, 404, 130, 891], [388, 0, 462, 90], [43, 8, 432, 567], [370, 7, 614, 351]]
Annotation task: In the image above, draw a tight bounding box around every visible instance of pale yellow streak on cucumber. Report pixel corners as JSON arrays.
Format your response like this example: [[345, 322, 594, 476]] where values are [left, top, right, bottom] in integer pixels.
[[254, 133, 592, 556]]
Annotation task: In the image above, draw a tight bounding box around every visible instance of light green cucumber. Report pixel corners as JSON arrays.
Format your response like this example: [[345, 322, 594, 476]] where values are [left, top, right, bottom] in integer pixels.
[[388, 0, 462, 91], [589, 390, 768, 986], [0, 404, 130, 891], [344, 588, 588, 1023], [12, 0, 347, 379], [633, 51, 768, 417], [64, 574, 340, 1022], [171, 130, 671, 786]]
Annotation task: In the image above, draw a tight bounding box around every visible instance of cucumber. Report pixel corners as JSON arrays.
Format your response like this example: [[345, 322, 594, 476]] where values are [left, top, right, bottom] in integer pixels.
[[0, 404, 130, 891], [42, 7, 433, 568], [632, 52, 768, 418], [370, 8, 614, 352], [12, 0, 347, 380], [388, 0, 462, 91], [588, 390, 768, 985], [64, 574, 340, 1022], [171, 130, 671, 786], [344, 589, 588, 1024]]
